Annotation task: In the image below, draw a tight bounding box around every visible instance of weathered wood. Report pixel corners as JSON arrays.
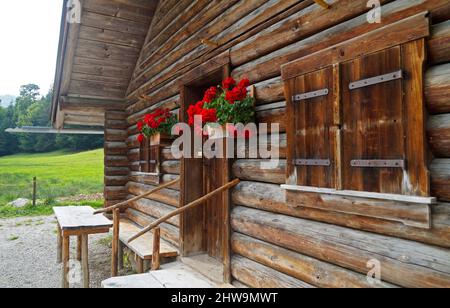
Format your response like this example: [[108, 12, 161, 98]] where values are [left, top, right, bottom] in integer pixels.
[[231, 206, 450, 288], [62, 236, 70, 289], [426, 63, 450, 115], [127, 181, 180, 207], [431, 159, 450, 201], [233, 160, 285, 184], [56, 224, 62, 264], [112, 209, 120, 277], [54, 206, 113, 232], [151, 227, 161, 271], [81, 234, 89, 288], [96, 178, 180, 214], [428, 113, 450, 157], [232, 233, 395, 288], [119, 219, 178, 260], [127, 197, 180, 227], [232, 181, 450, 248], [231, 255, 314, 288], [77, 236, 82, 261], [428, 20, 450, 65], [128, 179, 240, 244], [125, 208, 180, 248]]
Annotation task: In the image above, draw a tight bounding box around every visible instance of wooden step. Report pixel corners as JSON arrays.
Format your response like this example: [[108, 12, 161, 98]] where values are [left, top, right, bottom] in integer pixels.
[[119, 219, 178, 260], [102, 262, 217, 288]]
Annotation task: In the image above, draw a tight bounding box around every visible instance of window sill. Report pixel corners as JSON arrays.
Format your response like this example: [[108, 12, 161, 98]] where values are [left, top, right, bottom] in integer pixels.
[[281, 185, 435, 229], [281, 185, 436, 205]]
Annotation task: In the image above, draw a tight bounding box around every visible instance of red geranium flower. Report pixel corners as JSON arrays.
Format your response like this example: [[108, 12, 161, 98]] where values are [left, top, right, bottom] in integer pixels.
[[137, 120, 144, 132], [222, 77, 236, 90], [137, 134, 145, 143], [238, 78, 250, 89], [203, 86, 217, 103]]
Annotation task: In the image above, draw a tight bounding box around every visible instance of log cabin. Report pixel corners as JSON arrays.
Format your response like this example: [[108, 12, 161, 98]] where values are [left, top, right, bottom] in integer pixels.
[[52, 0, 450, 288]]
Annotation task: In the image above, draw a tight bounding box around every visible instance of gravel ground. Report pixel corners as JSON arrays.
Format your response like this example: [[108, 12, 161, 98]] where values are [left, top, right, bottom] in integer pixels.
[[0, 215, 113, 288]]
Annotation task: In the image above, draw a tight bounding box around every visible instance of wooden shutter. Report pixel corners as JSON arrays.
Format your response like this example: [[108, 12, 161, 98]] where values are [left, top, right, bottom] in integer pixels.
[[139, 138, 149, 173], [341, 42, 428, 196], [286, 66, 339, 188], [148, 145, 160, 174]]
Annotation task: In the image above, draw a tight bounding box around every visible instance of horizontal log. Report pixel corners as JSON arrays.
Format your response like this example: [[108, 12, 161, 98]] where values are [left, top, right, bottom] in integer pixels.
[[161, 160, 180, 175], [105, 167, 129, 176], [428, 20, 450, 65], [127, 181, 180, 207], [425, 63, 450, 114], [105, 155, 129, 168], [105, 142, 128, 156], [427, 113, 450, 157], [127, 197, 179, 227], [105, 176, 128, 186], [105, 129, 128, 142], [232, 0, 450, 83], [105, 110, 127, 121], [231, 255, 314, 288], [252, 77, 285, 105], [105, 119, 129, 130], [232, 181, 450, 248], [125, 208, 179, 248], [431, 159, 450, 201], [104, 186, 128, 201], [232, 233, 395, 288], [233, 160, 285, 184], [231, 206, 450, 288]]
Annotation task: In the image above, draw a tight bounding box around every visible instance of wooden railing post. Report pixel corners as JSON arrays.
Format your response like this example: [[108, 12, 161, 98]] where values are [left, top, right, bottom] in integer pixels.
[[112, 209, 120, 277], [151, 227, 161, 271]]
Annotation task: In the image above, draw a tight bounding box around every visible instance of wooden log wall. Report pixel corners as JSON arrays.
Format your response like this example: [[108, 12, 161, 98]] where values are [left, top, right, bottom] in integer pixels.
[[104, 110, 129, 207], [123, 0, 450, 288]]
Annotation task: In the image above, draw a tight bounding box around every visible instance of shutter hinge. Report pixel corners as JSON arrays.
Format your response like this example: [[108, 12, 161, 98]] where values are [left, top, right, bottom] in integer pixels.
[[349, 70, 403, 90], [294, 159, 331, 166], [351, 160, 405, 168], [292, 88, 329, 102]]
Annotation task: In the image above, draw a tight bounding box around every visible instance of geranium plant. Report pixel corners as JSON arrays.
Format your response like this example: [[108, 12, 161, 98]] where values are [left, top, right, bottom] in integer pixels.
[[187, 77, 255, 136], [137, 108, 178, 143]]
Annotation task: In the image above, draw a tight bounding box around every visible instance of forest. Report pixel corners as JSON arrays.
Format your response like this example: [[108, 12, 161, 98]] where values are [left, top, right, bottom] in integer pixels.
[[0, 84, 103, 157]]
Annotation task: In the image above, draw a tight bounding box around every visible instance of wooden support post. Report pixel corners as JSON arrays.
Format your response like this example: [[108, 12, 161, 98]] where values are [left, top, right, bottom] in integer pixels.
[[56, 224, 62, 264], [32, 177, 37, 206], [118, 241, 124, 270], [151, 227, 161, 271], [137, 257, 144, 274], [112, 209, 120, 277], [62, 236, 70, 288], [77, 236, 82, 261], [81, 234, 89, 288]]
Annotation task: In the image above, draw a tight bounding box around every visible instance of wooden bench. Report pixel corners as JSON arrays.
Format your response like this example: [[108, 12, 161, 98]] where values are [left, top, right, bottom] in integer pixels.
[[54, 206, 113, 288], [117, 218, 178, 273]]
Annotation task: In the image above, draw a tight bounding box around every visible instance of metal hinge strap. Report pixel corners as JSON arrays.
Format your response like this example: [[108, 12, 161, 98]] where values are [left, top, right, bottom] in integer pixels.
[[294, 159, 331, 166], [351, 160, 405, 168], [292, 88, 329, 102], [349, 70, 403, 90]]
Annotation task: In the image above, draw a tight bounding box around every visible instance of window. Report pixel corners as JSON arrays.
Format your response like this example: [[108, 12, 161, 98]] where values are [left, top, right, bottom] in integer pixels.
[[281, 13, 435, 229]]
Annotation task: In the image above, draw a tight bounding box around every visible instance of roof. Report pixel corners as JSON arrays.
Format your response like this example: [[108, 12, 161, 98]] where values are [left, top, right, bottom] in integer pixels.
[[51, 0, 158, 129]]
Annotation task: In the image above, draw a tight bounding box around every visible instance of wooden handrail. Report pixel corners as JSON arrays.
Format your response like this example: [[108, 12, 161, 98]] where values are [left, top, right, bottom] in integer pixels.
[[127, 178, 241, 244], [94, 178, 180, 215]]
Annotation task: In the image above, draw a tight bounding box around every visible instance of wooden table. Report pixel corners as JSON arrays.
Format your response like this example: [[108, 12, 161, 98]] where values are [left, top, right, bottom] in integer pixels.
[[54, 206, 113, 288]]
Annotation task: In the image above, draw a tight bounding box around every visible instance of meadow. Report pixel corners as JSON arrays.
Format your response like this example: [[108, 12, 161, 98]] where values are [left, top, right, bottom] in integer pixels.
[[0, 149, 104, 217]]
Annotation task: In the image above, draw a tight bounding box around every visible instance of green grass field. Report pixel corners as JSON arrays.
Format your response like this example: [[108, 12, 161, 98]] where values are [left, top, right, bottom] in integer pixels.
[[0, 149, 104, 217]]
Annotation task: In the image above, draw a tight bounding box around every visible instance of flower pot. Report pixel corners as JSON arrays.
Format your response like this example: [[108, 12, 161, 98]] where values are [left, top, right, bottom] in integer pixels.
[[150, 132, 175, 146]]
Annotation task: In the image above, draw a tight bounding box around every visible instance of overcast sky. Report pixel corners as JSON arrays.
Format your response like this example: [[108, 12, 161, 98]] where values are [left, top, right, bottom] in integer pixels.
[[0, 0, 62, 96]]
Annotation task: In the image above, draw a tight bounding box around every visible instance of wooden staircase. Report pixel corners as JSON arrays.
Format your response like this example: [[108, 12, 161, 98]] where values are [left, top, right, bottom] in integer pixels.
[[96, 178, 240, 287]]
